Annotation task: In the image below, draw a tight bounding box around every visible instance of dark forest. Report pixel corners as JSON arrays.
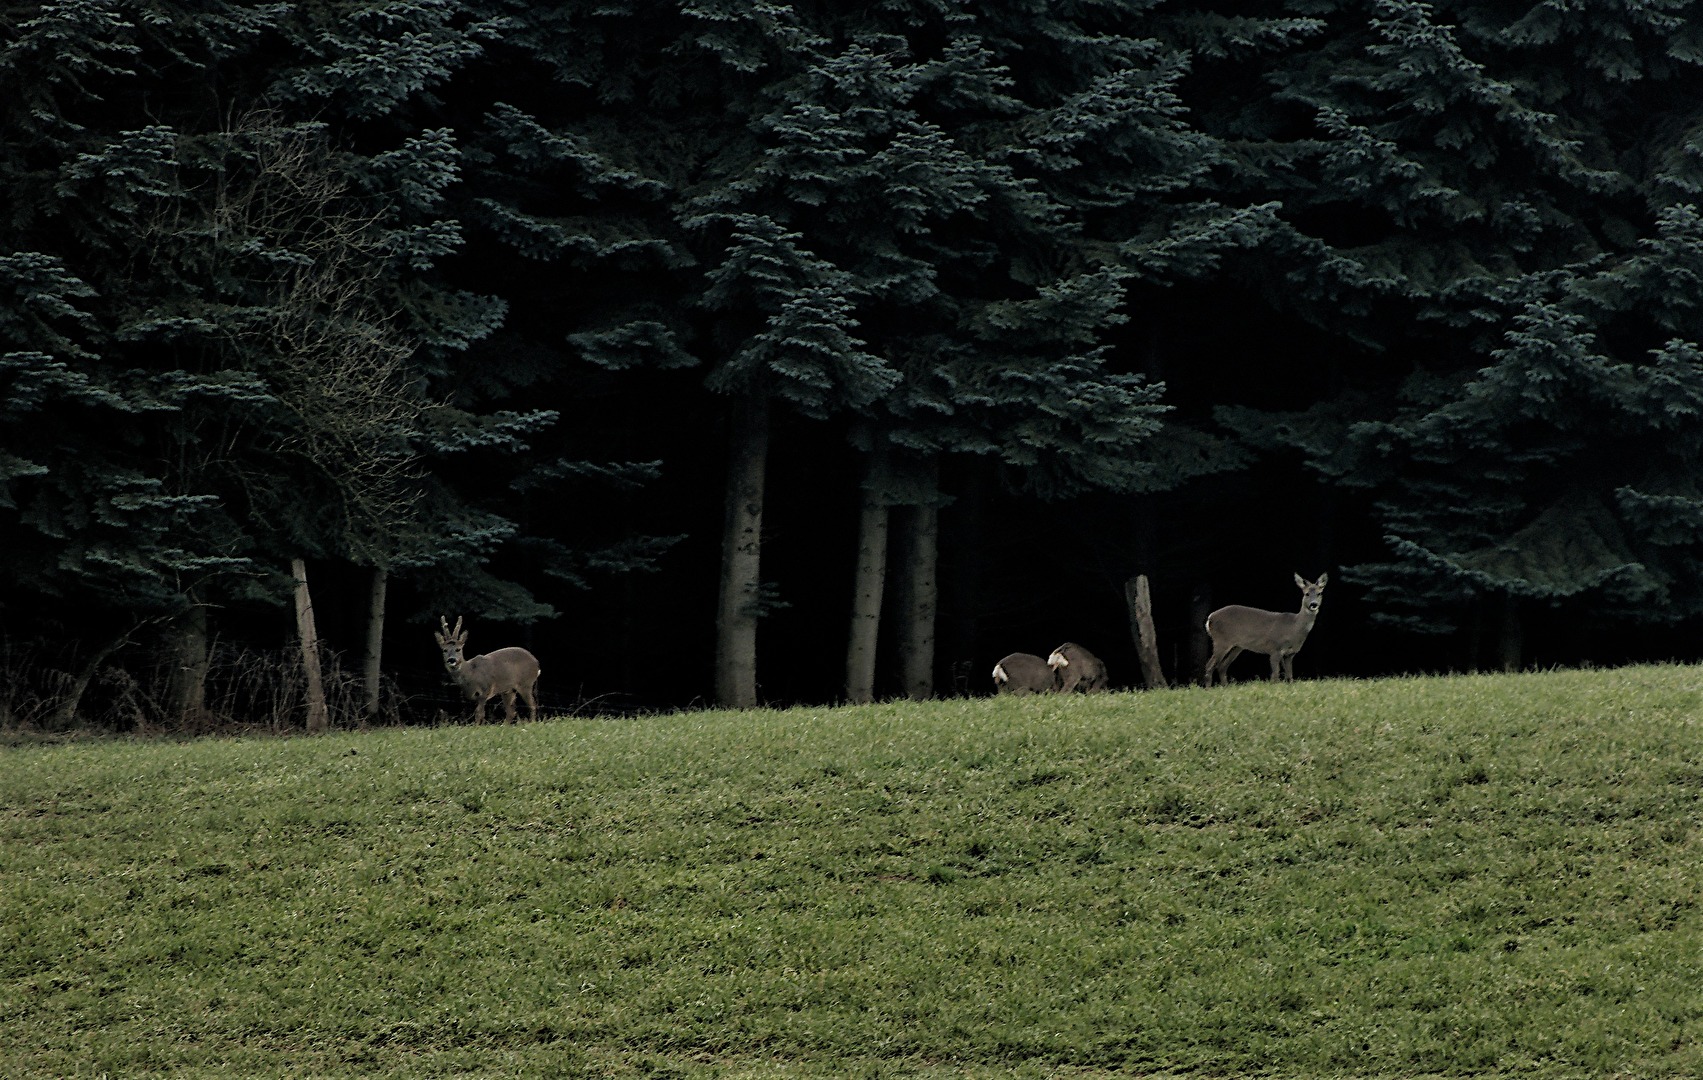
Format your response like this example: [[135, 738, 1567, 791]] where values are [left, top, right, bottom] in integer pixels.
[[5, 0, 1703, 729]]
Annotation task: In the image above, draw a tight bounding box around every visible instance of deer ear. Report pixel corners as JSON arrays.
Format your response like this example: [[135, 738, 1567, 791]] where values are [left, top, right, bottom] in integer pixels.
[[1317, 571, 1329, 586], [433, 633, 445, 647], [1294, 572, 1306, 588]]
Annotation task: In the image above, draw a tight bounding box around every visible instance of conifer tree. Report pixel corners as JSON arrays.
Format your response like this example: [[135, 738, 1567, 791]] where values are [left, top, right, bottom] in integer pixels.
[[1202, 0, 1703, 663], [452, 0, 1289, 704], [455, 4, 904, 707], [0, 1, 534, 721]]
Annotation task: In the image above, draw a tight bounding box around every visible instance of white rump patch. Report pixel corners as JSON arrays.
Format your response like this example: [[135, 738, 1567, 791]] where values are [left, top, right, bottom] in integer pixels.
[[1048, 651, 1069, 668], [992, 663, 1008, 683]]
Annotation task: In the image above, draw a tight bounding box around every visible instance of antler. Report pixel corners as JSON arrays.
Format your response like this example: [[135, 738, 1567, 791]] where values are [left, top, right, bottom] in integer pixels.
[[438, 615, 465, 641]]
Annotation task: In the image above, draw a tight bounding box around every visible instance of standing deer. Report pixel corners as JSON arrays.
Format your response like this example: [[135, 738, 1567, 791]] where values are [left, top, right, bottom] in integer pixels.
[[992, 652, 1057, 695], [1048, 642, 1108, 693], [1204, 573, 1328, 687], [434, 615, 541, 723]]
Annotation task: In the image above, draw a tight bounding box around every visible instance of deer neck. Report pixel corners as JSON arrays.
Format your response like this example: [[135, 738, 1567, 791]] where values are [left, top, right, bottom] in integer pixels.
[[447, 655, 480, 681]]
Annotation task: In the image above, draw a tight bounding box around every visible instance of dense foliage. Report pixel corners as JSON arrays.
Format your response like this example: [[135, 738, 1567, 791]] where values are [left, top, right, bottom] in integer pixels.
[[3, 0, 1702, 724]]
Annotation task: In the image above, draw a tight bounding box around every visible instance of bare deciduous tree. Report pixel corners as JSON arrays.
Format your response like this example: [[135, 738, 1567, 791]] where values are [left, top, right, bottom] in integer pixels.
[[138, 113, 438, 728]]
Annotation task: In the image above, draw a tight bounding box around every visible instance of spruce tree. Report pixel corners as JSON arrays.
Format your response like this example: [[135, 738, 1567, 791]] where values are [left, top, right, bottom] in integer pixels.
[[454, 4, 903, 707], [450, 0, 1290, 704], [0, 1, 535, 722], [1200, 0, 1703, 663]]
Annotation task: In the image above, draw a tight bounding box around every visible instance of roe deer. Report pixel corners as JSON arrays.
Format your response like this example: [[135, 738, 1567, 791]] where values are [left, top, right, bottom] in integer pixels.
[[1204, 573, 1328, 686], [1048, 642, 1108, 693], [434, 615, 541, 723], [993, 652, 1057, 695]]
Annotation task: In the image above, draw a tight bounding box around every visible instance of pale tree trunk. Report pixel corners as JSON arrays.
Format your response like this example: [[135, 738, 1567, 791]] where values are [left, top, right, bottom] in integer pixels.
[[895, 455, 940, 701], [167, 601, 210, 728], [363, 567, 387, 720], [715, 393, 769, 709], [844, 449, 892, 705], [291, 557, 329, 733], [1123, 574, 1168, 689]]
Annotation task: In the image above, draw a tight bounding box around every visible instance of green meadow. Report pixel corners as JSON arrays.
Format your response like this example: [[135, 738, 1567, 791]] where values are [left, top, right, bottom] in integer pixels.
[[4, 666, 1702, 1078]]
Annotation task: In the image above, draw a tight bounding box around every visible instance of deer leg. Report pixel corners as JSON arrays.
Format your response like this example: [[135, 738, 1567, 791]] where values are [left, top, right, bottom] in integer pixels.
[[1281, 653, 1296, 681], [521, 680, 539, 723], [1203, 645, 1226, 686], [472, 695, 487, 723], [1205, 644, 1240, 686], [1269, 652, 1284, 682]]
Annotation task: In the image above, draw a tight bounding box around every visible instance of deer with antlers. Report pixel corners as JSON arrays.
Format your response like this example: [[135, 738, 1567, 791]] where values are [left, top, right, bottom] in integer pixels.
[[433, 615, 541, 723]]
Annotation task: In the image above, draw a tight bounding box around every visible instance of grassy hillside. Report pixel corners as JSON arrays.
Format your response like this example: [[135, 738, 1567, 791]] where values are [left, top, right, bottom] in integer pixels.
[[4, 667, 1703, 1078]]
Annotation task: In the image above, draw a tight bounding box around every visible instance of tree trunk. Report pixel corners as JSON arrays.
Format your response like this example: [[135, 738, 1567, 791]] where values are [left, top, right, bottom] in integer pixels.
[[845, 448, 892, 705], [942, 463, 988, 696], [715, 392, 769, 709], [48, 631, 129, 731], [1124, 574, 1168, 689], [167, 601, 210, 728], [1498, 593, 1523, 673], [363, 567, 387, 720], [1188, 583, 1213, 686], [896, 459, 940, 700], [1467, 596, 1485, 674], [292, 557, 329, 733]]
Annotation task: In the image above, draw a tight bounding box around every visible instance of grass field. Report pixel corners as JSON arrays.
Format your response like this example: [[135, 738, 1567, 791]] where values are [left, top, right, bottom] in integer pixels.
[[4, 666, 1703, 1078]]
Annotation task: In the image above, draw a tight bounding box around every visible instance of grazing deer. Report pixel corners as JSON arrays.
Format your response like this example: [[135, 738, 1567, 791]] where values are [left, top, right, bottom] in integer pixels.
[[992, 652, 1057, 695], [1204, 573, 1328, 687], [434, 615, 541, 723], [1048, 642, 1108, 693]]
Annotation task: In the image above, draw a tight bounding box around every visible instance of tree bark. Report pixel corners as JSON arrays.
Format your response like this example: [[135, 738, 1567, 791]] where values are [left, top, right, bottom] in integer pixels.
[[167, 601, 210, 728], [1467, 596, 1485, 674], [48, 631, 130, 731], [292, 557, 329, 733], [1188, 583, 1213, 686], [1124, 574, 1168, 689], [942, 463, 988, 696], [715, 392, 769, 709], [896, 462, 940, 701], [845, 447, 892, 705], [1498, 593, 1523, 673], [363, 567, 387, 720]]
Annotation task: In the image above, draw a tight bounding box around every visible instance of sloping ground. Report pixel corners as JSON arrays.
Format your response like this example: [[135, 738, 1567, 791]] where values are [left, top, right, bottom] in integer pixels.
[[4, 665, 1702, 1078]]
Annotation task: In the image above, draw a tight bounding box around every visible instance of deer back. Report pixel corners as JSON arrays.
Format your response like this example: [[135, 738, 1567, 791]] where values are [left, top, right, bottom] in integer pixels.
[[1048, 643, 1107, 692], [1206, 605, 1313, 654], [993, 652, 1056, 694], [462, 646, 541, 692]]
